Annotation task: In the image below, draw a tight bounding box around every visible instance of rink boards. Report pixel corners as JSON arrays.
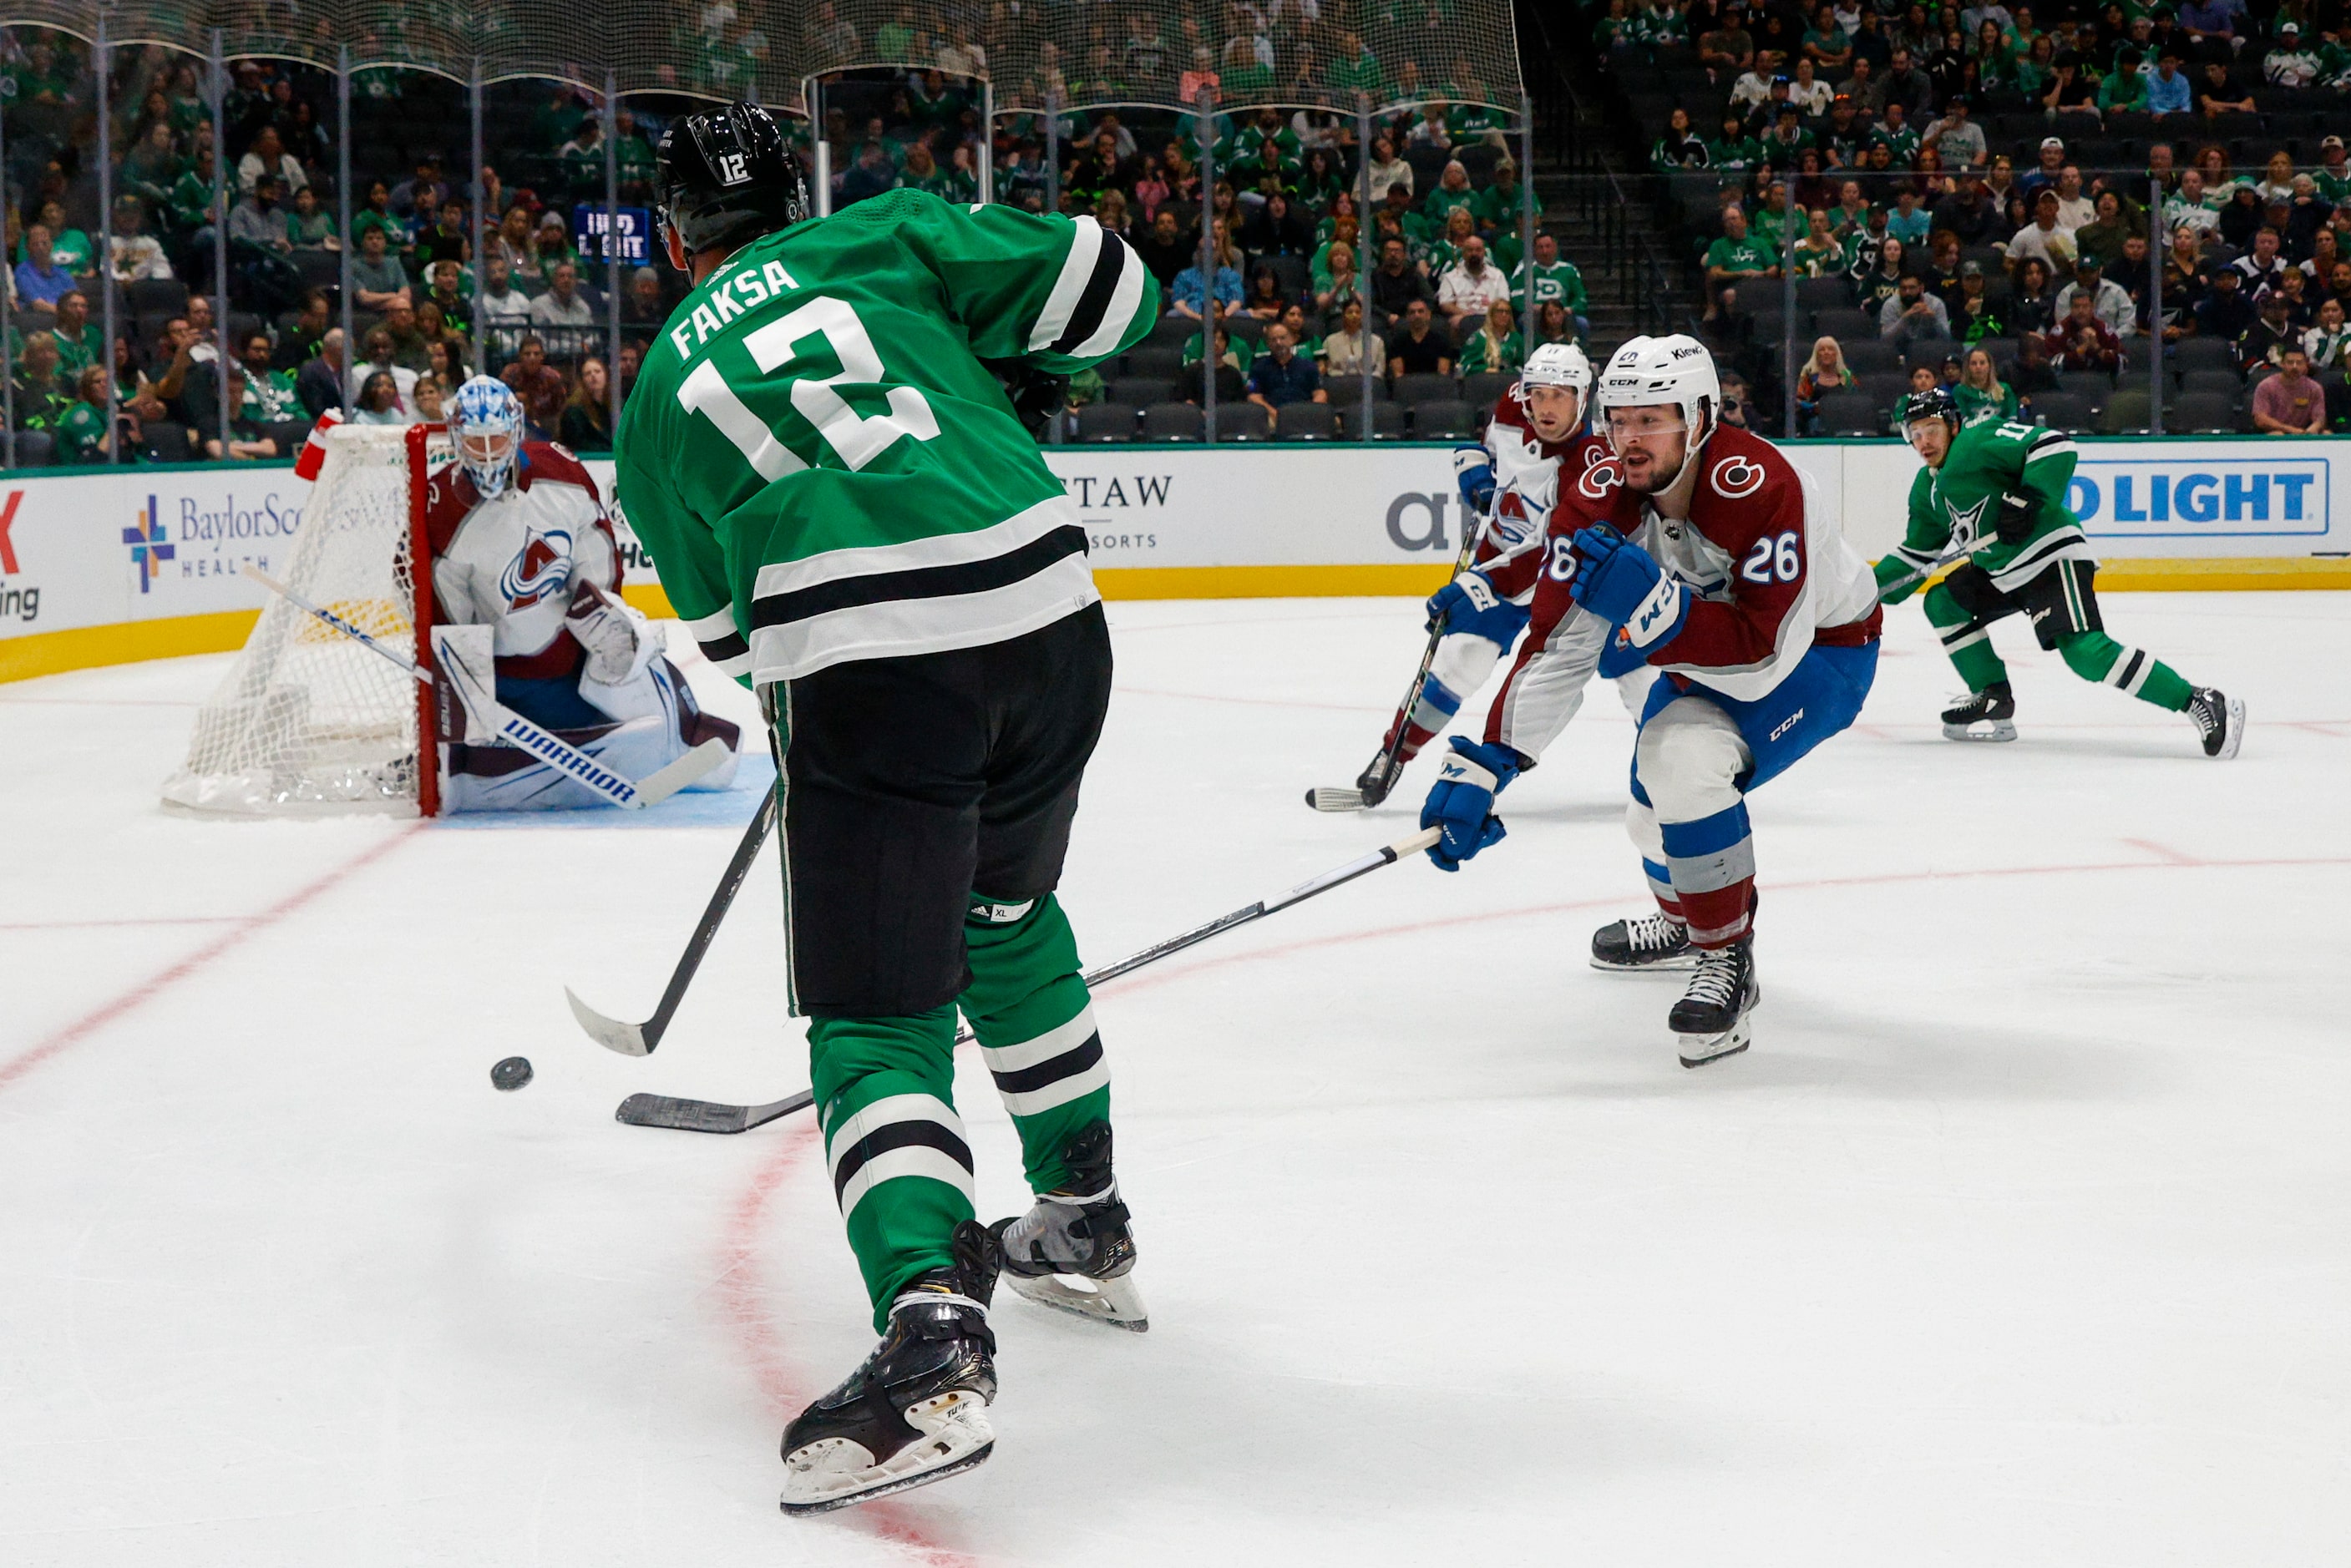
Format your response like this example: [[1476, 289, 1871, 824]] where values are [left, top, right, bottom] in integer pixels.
[[3, 437, 2345, 683]]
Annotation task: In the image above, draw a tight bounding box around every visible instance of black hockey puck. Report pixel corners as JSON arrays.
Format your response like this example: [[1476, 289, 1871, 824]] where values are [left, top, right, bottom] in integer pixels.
[[490, 1056, 535, 1091]]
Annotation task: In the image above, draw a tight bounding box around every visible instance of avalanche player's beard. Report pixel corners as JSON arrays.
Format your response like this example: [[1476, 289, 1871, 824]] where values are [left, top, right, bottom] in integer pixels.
[[1613, 420, 1700, 500]]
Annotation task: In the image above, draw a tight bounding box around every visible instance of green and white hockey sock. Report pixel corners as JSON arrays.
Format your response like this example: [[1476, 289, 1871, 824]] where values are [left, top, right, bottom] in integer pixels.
[[2055, 630, 2193, 712], [1923, 583, 2009, 694], [808, 1009, 975, 1330], [960, 893, 1112, 1196]]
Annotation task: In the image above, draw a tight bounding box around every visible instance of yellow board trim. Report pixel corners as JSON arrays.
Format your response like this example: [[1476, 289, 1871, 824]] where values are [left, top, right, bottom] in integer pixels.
[[1093, 564, 1458, 599], [8, 557, 2346, 685], [0, 608, 261, 685]]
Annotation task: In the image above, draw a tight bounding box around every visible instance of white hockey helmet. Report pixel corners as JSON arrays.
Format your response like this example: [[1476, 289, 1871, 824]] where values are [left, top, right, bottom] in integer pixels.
[[1595, 333, 1721, 448], [453, 374, 525, 499], [1518, 341, 1593, 395]]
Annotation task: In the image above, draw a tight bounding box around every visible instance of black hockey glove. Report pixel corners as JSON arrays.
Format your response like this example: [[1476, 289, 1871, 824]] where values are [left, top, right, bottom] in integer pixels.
[[1995, 490, 2038, 544], [984, 358, 1069, 443]]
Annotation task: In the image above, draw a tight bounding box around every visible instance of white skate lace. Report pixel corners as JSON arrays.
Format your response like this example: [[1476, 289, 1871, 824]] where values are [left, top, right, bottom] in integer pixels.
[[1629, 913, 1687, 953], [1682, 949, 1745, 1009], [2189, 693, 2219, 738]]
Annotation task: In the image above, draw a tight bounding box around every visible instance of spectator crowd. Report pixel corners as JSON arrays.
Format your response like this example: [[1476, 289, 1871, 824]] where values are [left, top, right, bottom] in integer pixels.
[[1604, 0, 2351, 433]]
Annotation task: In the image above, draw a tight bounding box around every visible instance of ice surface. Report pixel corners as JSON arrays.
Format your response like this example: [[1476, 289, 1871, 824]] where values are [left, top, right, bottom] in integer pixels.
[[1, 595, 2346, 1566]]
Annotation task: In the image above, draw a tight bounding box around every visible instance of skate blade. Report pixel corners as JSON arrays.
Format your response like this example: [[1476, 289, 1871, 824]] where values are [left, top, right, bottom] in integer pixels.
[[780, 1391, 994, 1515], [2211, 697, 2246, 761], [1941, 720, 2018, 742], [1006, 1269, 1150, 1333], [1675, 1014, 1753, 1068], [1589, 952, 1703, 973], [1305, 787, 1368, 812]]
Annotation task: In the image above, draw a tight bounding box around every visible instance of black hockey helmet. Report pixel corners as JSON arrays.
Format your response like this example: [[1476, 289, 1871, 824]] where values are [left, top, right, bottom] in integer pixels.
[[655, 102, 810, 256], [1898, 385, 1958, 431]]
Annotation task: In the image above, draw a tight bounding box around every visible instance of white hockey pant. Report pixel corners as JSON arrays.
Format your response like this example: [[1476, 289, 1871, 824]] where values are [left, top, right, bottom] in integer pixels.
[[1624, 694, 1753, 940]]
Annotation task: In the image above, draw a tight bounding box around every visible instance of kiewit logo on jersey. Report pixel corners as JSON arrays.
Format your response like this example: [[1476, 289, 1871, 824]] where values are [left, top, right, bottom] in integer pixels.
[[499, 526, 574, 609], [1711, 455, 1766, 499]]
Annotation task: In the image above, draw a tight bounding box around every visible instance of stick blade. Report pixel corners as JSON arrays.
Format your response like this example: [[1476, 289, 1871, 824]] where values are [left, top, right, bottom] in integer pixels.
[[565, 985, 655, 1056], [631, 739, 736, 808], [616, 1089, 815, 1134], [1305, 787, 1367, 812]]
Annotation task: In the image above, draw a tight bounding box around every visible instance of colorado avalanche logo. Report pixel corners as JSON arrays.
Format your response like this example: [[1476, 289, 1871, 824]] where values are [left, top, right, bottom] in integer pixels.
[[499, 526, 575, 610], [1711, 455, 1767, 499], [1577, 458, 1624, 503]]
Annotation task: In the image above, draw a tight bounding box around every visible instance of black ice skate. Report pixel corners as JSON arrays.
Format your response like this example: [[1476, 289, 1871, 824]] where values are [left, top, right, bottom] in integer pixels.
[[779, 1222, 1001, 1516], [1590, 911, 1700, 972], [989, 1122, 1148, 1333], [2186, 686, 2245, 761], [1941, 682, 2018, 742], [1669, 939, 1759, 1068]]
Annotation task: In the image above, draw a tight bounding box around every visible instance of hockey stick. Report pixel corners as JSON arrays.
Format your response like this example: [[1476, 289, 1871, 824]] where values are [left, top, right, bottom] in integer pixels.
[[615, 823, 1447, 1134], [242, 564, 731, 811], [565, 779, 778, 1056], [1874, 533, 2003, 601], [1305, 503, 1490, 813]]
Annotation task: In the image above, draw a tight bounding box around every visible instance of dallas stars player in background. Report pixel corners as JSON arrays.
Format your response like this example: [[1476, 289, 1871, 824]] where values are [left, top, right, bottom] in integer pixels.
[[1881, 388, 2244, 759], [615, 104, 1158, 1514]]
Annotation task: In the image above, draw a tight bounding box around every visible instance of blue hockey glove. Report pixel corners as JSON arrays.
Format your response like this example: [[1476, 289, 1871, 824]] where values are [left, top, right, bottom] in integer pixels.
[[1418, 736, 1522, 872], [1452, 444, 1497, 516], [1569, 525, 1692, 652], [1424, 569, 1501, 635], [1597, 627, 1649, 679]]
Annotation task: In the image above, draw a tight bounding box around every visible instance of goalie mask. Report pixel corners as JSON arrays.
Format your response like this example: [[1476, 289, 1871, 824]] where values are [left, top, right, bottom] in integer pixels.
[[453, 375, 525, 499]]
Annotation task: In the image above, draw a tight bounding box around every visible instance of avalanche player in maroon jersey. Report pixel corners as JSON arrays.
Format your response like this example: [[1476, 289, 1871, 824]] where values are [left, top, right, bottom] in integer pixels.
[[1345, 343, 1627, 807], [428, 376, 739, 810], [1419, 336, 1882, 1065]]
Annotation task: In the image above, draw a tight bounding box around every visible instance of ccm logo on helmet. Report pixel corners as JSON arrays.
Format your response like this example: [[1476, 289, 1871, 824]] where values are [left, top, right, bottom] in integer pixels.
[[1711, 455, 1766, 499]]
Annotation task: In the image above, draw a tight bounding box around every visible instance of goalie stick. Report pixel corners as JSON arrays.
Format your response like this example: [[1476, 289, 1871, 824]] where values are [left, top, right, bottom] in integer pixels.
[[242, 564, 731, 812], [614, 823, 1447, 1134], [1305, 503, 1491, 814], [565, 780, 778, 1055]]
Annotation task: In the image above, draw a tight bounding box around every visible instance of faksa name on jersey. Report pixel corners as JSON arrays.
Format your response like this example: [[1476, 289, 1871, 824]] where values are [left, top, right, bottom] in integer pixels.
[[617, 191, 1157, 689]]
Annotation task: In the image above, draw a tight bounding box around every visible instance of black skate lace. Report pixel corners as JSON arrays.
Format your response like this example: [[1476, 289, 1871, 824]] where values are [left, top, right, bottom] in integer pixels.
[[1631, 913, 1685, 953], [1684, 950, 1743, 1008]]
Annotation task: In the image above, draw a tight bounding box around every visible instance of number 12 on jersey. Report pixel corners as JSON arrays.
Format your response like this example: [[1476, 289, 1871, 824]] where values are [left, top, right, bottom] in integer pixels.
[[675, 296, 940, 478]]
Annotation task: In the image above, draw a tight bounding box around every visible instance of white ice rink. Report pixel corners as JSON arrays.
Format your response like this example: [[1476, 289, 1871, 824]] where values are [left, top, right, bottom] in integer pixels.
[[3, 592, 2347, 1566]]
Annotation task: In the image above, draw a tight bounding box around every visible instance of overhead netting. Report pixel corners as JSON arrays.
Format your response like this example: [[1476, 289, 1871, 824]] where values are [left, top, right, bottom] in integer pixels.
[[162, 427, 433, 816], [7, 0, 1518, 112]]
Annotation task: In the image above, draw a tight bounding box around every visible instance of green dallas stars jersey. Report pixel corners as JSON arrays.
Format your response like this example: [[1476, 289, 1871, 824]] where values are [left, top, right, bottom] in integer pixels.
[[1876, 417, 2090, 603], [616, 190, 1157, 687]]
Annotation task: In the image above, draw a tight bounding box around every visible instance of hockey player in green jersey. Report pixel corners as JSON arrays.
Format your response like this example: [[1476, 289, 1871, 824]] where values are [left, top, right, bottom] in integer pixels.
[[615, 104, 1158, 1515], [1880, 387, 2244, 757]]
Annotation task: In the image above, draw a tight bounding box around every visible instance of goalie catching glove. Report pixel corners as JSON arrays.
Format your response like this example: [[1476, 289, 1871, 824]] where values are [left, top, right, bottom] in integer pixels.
[[565, 578, 646, 685]]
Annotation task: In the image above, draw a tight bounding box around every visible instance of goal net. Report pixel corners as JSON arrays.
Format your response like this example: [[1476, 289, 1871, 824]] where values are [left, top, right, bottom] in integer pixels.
[[162, 424, 445, 817]]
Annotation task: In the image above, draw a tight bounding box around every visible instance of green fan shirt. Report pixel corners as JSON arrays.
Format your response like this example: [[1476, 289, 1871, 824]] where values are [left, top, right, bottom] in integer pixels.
[[616, 192, 1158, 689]]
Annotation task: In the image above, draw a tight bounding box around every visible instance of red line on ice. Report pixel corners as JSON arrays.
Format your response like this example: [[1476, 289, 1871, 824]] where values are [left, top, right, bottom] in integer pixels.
[[0, 824, 423, 1095], [720, 1105, 979, 1565]]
